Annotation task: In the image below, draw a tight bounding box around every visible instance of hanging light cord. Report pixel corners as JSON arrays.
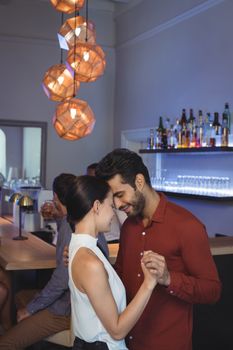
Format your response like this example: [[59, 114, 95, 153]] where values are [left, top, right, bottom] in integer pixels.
[[85, 0, 89, 42], [60, 12, 64, 64], [73, 4, 78, 98]]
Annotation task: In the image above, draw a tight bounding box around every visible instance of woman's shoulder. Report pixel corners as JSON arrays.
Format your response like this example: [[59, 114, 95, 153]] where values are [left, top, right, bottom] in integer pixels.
[[73, 247, 105, 274]]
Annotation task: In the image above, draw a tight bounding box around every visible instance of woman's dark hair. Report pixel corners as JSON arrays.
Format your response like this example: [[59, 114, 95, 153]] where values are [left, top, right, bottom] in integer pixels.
[[96, 148, 151, 188], [66, 175, 111, 225], [52, 173, 76, 206]]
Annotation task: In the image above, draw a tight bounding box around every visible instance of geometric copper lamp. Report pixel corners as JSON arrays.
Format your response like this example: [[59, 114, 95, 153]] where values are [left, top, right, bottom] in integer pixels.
[[53, 97, 95, 141], [58, 16, 96, 50], [66, 42, 106, 83], [50, 0, 85, 14], [42, 63, 80, 102]]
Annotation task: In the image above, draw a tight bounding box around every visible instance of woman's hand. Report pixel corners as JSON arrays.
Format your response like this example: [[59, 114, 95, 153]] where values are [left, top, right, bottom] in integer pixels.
[[141, 250, 170, 287], [141, 251, 158, 291]]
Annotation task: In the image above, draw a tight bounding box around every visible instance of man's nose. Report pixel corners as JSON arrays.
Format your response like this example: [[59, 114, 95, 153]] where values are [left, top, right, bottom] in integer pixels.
[[113, 197, 122, 209]]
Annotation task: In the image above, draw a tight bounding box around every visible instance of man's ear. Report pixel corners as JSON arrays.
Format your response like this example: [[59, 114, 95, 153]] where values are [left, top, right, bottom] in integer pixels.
[[135, 174, 145, 191]]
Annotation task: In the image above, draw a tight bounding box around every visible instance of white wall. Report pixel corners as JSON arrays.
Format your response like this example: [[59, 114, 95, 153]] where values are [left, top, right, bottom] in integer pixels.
[[0, 0, 116, 188], [114, 0, 233, 236], [114, 0, 233, 143]]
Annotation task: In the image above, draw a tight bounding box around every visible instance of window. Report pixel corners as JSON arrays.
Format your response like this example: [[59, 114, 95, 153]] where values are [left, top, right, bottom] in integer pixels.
[[0, 128, 6, 178]]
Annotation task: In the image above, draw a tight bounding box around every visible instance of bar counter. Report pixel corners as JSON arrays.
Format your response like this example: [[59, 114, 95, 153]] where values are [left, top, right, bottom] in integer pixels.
[[0, 217, 56, 271], [108, 236, 233, 265]]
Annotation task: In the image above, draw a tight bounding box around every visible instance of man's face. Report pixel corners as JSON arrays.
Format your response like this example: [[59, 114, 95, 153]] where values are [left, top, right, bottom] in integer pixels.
[[53, 192, 67, 217], [108, 174, 145, 217]]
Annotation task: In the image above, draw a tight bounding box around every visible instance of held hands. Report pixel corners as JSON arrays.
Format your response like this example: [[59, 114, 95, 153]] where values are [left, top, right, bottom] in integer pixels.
[[141, 251, 170, 287], [17, 308, 31, 323], [141, 251, 158, 291]]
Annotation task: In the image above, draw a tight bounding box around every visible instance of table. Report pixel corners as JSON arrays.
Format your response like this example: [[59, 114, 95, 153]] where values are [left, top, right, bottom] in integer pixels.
[[0, 217, 56, 271], [209, 236, 233, 256]]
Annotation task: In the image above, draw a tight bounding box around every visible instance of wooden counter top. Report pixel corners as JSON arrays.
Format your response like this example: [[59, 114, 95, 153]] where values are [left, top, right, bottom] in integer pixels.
[[209, 236, 233, 256], [0, 217, 56, 271], [108, 236, 233, 265]]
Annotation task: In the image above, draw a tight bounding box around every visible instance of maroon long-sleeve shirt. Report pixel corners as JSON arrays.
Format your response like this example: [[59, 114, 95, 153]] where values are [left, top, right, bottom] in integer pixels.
[[115, 193, 221, 350]]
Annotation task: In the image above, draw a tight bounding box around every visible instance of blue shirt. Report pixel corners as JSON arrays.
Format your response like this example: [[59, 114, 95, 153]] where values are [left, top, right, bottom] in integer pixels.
[[27, 218, 109, 316]]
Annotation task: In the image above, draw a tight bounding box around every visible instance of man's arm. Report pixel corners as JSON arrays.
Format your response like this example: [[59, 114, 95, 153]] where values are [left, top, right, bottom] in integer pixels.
[[26, 219, 71, 315], [145, 220, 222, 304]]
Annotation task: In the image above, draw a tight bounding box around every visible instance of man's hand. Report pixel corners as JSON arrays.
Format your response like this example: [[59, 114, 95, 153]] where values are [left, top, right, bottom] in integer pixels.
[[17, 308, 31, 323], [142, 251, 170, 287], [63, 245, 69, 267]]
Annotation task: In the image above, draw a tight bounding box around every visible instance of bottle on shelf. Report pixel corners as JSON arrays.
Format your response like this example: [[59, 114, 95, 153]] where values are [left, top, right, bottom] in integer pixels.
[[147, 128, 155, 149], [213, 112, 221, 135], [221, 111, 229, 147], [223, 102, 231, 134], [196, 110, 204, 147], [157, 116, 167, 149], [180, 109, 189, 148], [204, 112, 213, 147]]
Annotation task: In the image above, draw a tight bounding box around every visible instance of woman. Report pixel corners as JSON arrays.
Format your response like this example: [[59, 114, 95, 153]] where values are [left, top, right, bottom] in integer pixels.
[[67, 176, 157, 350]]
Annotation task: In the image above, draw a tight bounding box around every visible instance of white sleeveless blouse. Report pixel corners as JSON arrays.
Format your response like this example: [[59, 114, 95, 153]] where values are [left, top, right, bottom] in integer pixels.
[[68, 233, 128, 350]]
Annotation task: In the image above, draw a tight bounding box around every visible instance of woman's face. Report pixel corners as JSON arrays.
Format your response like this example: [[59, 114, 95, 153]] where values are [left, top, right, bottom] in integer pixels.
[[97, 191, 114, 232]]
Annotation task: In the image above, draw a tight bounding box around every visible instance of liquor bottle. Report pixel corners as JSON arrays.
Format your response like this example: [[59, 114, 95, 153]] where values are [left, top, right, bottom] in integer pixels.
[[180, 108, 187, 128], [174, 118, 181, 148], [221, 124, 229, 147], [223, 102, 231, 134], [212, 112, 221, 135], [188, 108, 195, 128], [165, 118, 172, 149], [149, 128, 155, 149], [197, 110, 204, 147], [203, 112, 213, 147], [221, 112, 229, 147], [157, 116, 167, 149], [190, 125, 197, 148], [180, 109, 188, 147]]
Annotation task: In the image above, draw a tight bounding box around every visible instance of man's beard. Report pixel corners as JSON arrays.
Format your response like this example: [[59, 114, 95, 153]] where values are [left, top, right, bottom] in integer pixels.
[[128, 190, 145, 217]]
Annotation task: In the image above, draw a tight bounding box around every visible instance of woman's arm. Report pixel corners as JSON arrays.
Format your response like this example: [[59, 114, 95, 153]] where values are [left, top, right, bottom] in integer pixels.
[[71, 249, 157, 340]]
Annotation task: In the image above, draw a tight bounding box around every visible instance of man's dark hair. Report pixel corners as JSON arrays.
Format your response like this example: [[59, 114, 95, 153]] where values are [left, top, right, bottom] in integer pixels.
[[66, 175, 110, 225], [87, 163, 98, 171], [96, 148, 151, 188], [52, 173, 76, 206]]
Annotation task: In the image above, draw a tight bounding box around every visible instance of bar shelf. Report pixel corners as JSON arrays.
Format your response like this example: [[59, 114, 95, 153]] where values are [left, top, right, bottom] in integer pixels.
[[139, 147, 233, 154]]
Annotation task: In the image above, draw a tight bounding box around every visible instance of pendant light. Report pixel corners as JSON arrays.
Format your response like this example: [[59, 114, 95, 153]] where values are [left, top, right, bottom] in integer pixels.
[[42, 63, 80, 101], [50, 0, 85, 14], [66, 42, 106, 83], [53, 98, 95, 141], [58, 16, 96, 50]]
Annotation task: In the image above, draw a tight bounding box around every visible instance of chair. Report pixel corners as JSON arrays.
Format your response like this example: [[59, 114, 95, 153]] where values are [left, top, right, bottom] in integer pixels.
[[15, 289, 75, 348], [45, 327, 75, 347]]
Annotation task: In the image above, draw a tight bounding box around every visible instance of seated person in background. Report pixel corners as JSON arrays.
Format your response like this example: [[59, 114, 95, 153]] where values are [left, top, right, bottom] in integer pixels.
[[0, 173, 75, 349], [0, 174, 108, 349], [0, 277, 11, 334], [67, 175, 157, 350]]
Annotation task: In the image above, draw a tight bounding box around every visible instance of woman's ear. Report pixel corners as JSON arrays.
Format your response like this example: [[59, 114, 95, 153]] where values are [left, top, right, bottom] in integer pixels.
[[93, 200, 100, 215], [135, 174, 145, 191]]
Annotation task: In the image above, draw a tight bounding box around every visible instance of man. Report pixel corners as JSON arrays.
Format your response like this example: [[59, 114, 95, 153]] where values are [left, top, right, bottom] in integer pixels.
[[96, 148, 221, 350], [0, 173, 108, 349]]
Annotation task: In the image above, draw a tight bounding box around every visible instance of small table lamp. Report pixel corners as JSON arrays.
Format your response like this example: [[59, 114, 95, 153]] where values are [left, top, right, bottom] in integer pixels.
[[9, 193, 34, 240]]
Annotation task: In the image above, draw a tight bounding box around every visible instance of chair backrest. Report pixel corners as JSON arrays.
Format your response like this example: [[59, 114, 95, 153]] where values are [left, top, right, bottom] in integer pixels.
[[45, 327, 75, 347]]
